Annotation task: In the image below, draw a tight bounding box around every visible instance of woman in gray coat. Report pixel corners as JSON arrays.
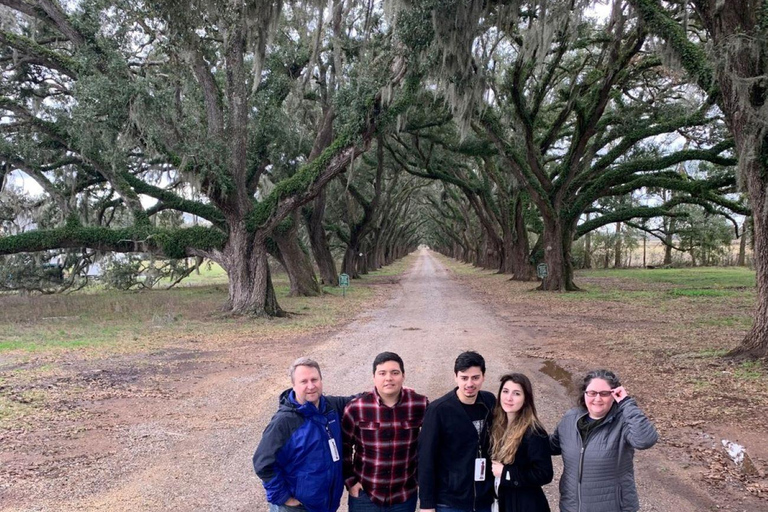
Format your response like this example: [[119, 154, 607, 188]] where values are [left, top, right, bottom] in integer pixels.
[[550, 369, 657, 512]]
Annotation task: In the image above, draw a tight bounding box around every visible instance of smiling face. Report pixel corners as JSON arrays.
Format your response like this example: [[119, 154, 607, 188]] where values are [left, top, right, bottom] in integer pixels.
[[374, 360, 405, 402], [500, 380, 526, 419], [292, 365, 323, 408], [455, 366, 485, 404], [585, 377, 615, 419]]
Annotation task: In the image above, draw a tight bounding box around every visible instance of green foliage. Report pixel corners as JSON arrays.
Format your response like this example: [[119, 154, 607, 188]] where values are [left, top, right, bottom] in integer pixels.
[[394, 0, 436, 52]]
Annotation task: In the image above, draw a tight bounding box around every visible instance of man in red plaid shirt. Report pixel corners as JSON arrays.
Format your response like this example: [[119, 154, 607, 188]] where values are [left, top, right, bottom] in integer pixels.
[[342, 352, 429, 512]]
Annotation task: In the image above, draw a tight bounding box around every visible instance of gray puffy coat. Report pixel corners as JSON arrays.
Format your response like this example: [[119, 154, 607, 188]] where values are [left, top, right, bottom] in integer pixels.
[[550, 398, 658, 512]]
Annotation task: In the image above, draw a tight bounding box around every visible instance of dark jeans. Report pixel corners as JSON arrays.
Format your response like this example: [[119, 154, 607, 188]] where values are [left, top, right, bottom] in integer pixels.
[[348, 490, 417, 512], [436, 505, 492, 512]]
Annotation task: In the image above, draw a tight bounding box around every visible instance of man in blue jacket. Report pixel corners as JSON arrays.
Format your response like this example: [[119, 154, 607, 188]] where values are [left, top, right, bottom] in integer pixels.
[[253, 357, 353, 512]]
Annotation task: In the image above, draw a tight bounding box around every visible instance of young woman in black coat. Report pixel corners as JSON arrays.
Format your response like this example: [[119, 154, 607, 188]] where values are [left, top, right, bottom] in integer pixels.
[[490, 373, 553, 512]]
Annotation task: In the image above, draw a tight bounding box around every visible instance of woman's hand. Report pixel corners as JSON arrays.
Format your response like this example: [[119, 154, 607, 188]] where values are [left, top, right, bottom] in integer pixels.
[[492, 460, 504, 478], [611, 386, 628, 402]]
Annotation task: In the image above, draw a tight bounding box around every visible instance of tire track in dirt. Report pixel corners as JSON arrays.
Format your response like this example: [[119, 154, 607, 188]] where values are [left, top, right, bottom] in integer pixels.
[[5, 249, 715, 511]]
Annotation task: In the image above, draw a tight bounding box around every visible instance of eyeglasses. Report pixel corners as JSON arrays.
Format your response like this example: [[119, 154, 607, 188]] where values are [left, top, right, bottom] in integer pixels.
[[584, 390, 613, 398]]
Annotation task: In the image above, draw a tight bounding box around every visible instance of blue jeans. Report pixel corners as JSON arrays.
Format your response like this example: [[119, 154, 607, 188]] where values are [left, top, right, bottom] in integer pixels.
[[436, 505, 492, 512], [348, 489, 417, 512], [268, 503, 307, 512]]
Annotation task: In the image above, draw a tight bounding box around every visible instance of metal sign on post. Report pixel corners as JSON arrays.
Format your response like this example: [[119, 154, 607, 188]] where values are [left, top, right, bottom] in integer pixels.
[[536, 263, 548, 279], [339, 273, 350, 297]]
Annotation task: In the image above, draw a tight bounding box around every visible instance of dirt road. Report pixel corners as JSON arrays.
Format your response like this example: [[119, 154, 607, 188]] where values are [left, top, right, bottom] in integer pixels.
[[4, 249, 719, 511]]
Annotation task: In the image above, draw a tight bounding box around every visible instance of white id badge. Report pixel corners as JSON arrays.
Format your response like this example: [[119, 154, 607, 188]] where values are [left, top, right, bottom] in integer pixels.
[[474, 458, 486, 481], [329, 438, 340, 462]]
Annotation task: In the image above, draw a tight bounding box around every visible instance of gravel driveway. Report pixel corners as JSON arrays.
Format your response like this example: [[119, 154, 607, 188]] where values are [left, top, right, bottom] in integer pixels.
[[4, 249, 717, 511]]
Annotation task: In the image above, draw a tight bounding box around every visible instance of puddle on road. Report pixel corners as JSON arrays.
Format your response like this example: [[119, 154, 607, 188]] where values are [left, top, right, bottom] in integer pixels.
[[540, 359, 578, 397]]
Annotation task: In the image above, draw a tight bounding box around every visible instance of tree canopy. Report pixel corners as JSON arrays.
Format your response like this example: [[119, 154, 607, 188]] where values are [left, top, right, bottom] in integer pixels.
[[0, 0, 758, 358]]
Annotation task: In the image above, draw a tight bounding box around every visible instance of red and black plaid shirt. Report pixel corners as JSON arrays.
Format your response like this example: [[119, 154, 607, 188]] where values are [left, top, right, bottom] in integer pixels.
[[342, 386, 429, 506]]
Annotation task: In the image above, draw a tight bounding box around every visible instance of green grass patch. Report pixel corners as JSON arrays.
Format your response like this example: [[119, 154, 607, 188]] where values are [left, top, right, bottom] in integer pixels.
[[734, 360, 764, 380], [698, 316, 753, 328], [692, 348, 730, 358], [558, 289, 659, 303], [667, 289, 740, 298], [578, 267, 755, 289]]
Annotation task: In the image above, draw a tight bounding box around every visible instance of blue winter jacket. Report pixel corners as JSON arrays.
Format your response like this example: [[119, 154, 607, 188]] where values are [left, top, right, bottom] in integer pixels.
[[253, 389, 351, 512]]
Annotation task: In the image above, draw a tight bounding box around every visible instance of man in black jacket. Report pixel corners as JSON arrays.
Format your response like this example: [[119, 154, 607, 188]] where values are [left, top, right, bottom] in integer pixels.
[[418, 351, 495, 512]]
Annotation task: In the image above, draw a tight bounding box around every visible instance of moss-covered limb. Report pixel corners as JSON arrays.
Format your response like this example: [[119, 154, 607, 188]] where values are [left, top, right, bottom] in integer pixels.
[[119, 171, 226, 228], [386, 138, 483, 195], [0, 224, 226, 259], [530, 30, 572, 123], [568, 142, 736, 218], [603, 171, 746, 212], [347, 182, 373, 211], [36, 0, 90, 47], [574, 191, 742, 238], [0, 152, 65, 204], [0, 96, 70, 147], [573, 110, 711, 191], [247, 64, 413, 236], [621, 218, 688, 248], [326, 222, 350, 245], [401, 125, 497, 159], [0, 30, 79, 79], [505, 64, 554, 193], [248, 134, 352, 231], [476, 115, 556, 219], [575, 204, 686, 237], [559, 31, 647, 199], [628, 0, 715, 94]]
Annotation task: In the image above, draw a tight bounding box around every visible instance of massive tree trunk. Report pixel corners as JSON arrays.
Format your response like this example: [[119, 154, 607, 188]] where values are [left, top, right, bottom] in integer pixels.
[[305, 190, 338, 286], [697, 0, 768, 356], [508, 196, 535, 280], [303, 107, 338, 287], [224, 227, 284, 316], [663, 217, 675, 265], [738, 218, 748, 266], [583, 213, 593, 269], [733, 136, 768, 357], [273, 212, 322, 297], [342, 245, 362, 278], [614, 222, 622, 268], [539, 215, 579, 291]]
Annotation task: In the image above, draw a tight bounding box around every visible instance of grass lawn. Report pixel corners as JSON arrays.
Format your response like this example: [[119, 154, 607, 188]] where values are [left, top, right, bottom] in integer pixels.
[[0, 257, 413, 355], [579, 266, 755, 289]]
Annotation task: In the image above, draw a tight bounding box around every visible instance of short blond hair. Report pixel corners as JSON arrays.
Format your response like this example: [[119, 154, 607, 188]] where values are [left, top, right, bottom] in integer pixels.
[[289, 357, 322, 384]]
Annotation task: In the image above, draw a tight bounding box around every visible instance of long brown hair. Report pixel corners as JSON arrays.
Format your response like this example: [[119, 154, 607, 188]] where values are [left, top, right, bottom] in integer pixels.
[[490, 373, 544, 464]]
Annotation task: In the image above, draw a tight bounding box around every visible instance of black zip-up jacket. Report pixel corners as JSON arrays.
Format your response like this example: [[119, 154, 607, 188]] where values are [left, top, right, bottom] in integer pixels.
[[418, 387, 496, 510]]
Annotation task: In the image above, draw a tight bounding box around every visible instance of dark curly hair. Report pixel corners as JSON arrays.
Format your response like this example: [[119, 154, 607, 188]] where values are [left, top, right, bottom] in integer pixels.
[[578, 369, 621, 408]]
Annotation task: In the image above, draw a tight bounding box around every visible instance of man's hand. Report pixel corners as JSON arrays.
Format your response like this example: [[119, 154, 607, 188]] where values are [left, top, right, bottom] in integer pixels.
[[284, 497, 301, 506], [348, 482, 363, 498]]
